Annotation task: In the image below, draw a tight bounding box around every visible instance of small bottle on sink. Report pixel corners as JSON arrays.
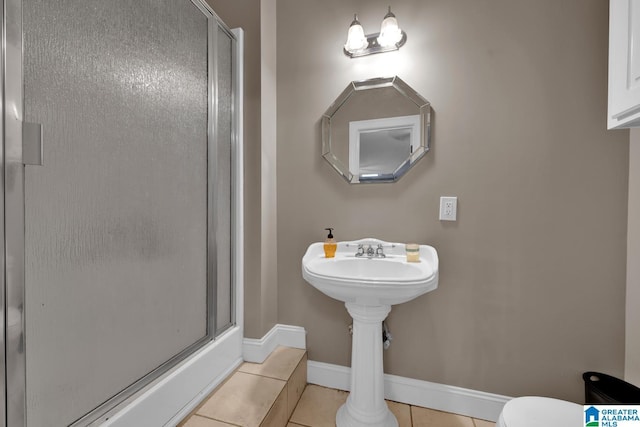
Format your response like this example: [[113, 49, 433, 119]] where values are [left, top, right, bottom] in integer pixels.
[[324, 228, 337, 258]]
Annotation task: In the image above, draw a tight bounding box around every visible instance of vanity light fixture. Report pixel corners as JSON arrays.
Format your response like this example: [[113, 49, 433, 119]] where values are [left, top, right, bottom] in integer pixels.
[[343, 6, 407, 58]]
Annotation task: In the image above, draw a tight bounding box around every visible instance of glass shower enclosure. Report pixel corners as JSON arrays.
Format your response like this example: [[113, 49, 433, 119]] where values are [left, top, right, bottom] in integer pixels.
[[2, 0, 240, 425]]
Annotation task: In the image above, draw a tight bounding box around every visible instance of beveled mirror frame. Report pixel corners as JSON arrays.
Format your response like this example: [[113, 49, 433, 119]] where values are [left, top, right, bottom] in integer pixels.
[[321, 76, 432, 183]]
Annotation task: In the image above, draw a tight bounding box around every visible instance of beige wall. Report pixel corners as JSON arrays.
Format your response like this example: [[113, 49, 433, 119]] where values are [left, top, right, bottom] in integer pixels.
[[276, 0, 629, 401], [627, 131, 640, 383], [260, 0, 279, 340]]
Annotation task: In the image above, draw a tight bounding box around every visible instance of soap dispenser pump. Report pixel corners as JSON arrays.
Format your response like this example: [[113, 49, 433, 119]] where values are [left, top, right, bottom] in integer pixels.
[[324, 227, 337, 258]]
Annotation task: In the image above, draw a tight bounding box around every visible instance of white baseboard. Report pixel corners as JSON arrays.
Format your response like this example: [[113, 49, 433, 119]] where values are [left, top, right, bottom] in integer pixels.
[[104, 327, 243, 427], [104, 321, 505, 424], [242, 324, 306, 363], [307, 360, 510, 422]]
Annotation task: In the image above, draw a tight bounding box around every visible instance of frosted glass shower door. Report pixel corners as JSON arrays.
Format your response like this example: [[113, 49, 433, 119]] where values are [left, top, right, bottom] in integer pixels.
[[5, 0, 236, 425]]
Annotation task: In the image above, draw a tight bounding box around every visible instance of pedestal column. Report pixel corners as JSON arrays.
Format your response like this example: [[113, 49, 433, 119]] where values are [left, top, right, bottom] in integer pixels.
[[336, 302, 397, 427]]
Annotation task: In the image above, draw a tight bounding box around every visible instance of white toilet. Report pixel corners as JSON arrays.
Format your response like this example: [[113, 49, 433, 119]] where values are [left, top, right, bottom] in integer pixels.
[[497, 396, 583, 427]]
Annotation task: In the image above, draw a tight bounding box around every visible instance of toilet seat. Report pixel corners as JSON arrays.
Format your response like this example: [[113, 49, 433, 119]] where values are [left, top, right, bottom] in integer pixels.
[[497, 396, 582, 427]]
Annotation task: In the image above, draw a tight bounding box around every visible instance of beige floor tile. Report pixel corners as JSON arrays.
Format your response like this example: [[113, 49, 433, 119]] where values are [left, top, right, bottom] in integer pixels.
[[411, 406, 475, 427], [289, 384, 348, 427], [262, 388, 288, 427], [473, 419, 496, 427], [197, 371, 286, 427], [181, 415, 236, 427], [286, 424, 306, 427], [240, 346, 307, 380], [387, 400, 412, 427]]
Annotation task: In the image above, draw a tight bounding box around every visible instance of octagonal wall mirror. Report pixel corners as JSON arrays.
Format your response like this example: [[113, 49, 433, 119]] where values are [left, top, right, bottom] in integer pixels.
[[321, 76, 432, 183]]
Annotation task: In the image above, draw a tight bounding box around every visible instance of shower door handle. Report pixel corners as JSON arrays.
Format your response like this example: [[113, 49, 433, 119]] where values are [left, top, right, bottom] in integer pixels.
[[22, 121, 43, 166]]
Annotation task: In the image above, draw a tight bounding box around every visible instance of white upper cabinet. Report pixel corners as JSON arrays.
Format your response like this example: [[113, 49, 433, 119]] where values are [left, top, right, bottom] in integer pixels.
[[608, 0, 640, 129]]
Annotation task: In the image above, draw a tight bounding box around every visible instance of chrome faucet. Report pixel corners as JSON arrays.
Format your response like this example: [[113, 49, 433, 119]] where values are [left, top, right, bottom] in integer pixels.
[[355, 243, 386, 258], [367, 245, 376, 257]]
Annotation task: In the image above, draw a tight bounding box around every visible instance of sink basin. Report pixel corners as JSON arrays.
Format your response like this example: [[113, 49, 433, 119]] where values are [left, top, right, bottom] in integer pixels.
[[302, 238, 438, 427], [302, 238, 438, 306]]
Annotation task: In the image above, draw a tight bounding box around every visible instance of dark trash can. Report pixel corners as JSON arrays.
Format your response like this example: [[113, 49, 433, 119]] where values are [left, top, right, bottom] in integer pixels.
[[583, 371, 640, 404]]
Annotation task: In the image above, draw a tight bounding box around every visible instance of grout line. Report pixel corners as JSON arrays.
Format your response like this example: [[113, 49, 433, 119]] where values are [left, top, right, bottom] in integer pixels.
[[238, 368, 295, 382], [286, 383, 308, 424], [286, 420, 313, 427], [284, 358, 308, 426], [192, 413, 243, 427], [409, 404, 414, 426], [238, 351, 307, 382], [238, 370, 288, 384], [259, 387, 286, 427]]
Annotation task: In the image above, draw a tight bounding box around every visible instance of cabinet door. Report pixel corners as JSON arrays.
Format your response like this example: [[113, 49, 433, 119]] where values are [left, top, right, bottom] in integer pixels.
[[609, 0, 640, 128]]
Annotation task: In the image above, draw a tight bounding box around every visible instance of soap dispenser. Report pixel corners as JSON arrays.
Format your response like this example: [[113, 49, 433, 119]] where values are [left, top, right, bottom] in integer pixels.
[[324, 227, 337, 258]]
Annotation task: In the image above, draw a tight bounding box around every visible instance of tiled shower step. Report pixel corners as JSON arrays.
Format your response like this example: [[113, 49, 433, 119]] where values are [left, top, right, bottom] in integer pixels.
[[180, 346, 307, 427]]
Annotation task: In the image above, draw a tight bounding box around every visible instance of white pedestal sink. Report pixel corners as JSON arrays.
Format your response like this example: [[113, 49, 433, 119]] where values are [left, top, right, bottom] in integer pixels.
[[302, 238, 438, 427]]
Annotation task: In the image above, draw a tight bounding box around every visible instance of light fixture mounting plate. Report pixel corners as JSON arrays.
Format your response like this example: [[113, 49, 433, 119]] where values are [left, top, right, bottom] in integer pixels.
[[343, 31, 407, 58]]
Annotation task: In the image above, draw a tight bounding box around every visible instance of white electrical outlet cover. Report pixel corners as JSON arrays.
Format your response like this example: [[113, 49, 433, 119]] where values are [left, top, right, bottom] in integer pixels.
[[439, 196, 457, 221]]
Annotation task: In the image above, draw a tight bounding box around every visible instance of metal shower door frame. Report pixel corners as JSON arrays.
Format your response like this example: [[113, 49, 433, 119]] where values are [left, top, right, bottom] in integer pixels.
[[4, 0, 27, 423], [2, 0, 238, 425], [0, 0, 7, 424]]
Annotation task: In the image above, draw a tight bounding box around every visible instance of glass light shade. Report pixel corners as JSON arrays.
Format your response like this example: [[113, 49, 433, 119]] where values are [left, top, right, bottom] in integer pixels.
[[377, 9, 403, 47], [345, 15, 368, 53]]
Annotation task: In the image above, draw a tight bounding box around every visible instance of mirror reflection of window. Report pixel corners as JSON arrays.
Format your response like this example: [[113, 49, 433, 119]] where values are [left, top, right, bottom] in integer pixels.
[[348, 114, 420, 183], [359, 127, 412, 180]]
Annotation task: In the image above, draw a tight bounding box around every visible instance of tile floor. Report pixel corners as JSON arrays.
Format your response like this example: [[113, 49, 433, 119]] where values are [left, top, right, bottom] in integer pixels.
[[288, 384, 495, 427], [180, 346, 307, 427], [179, 346, 496, 427]]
